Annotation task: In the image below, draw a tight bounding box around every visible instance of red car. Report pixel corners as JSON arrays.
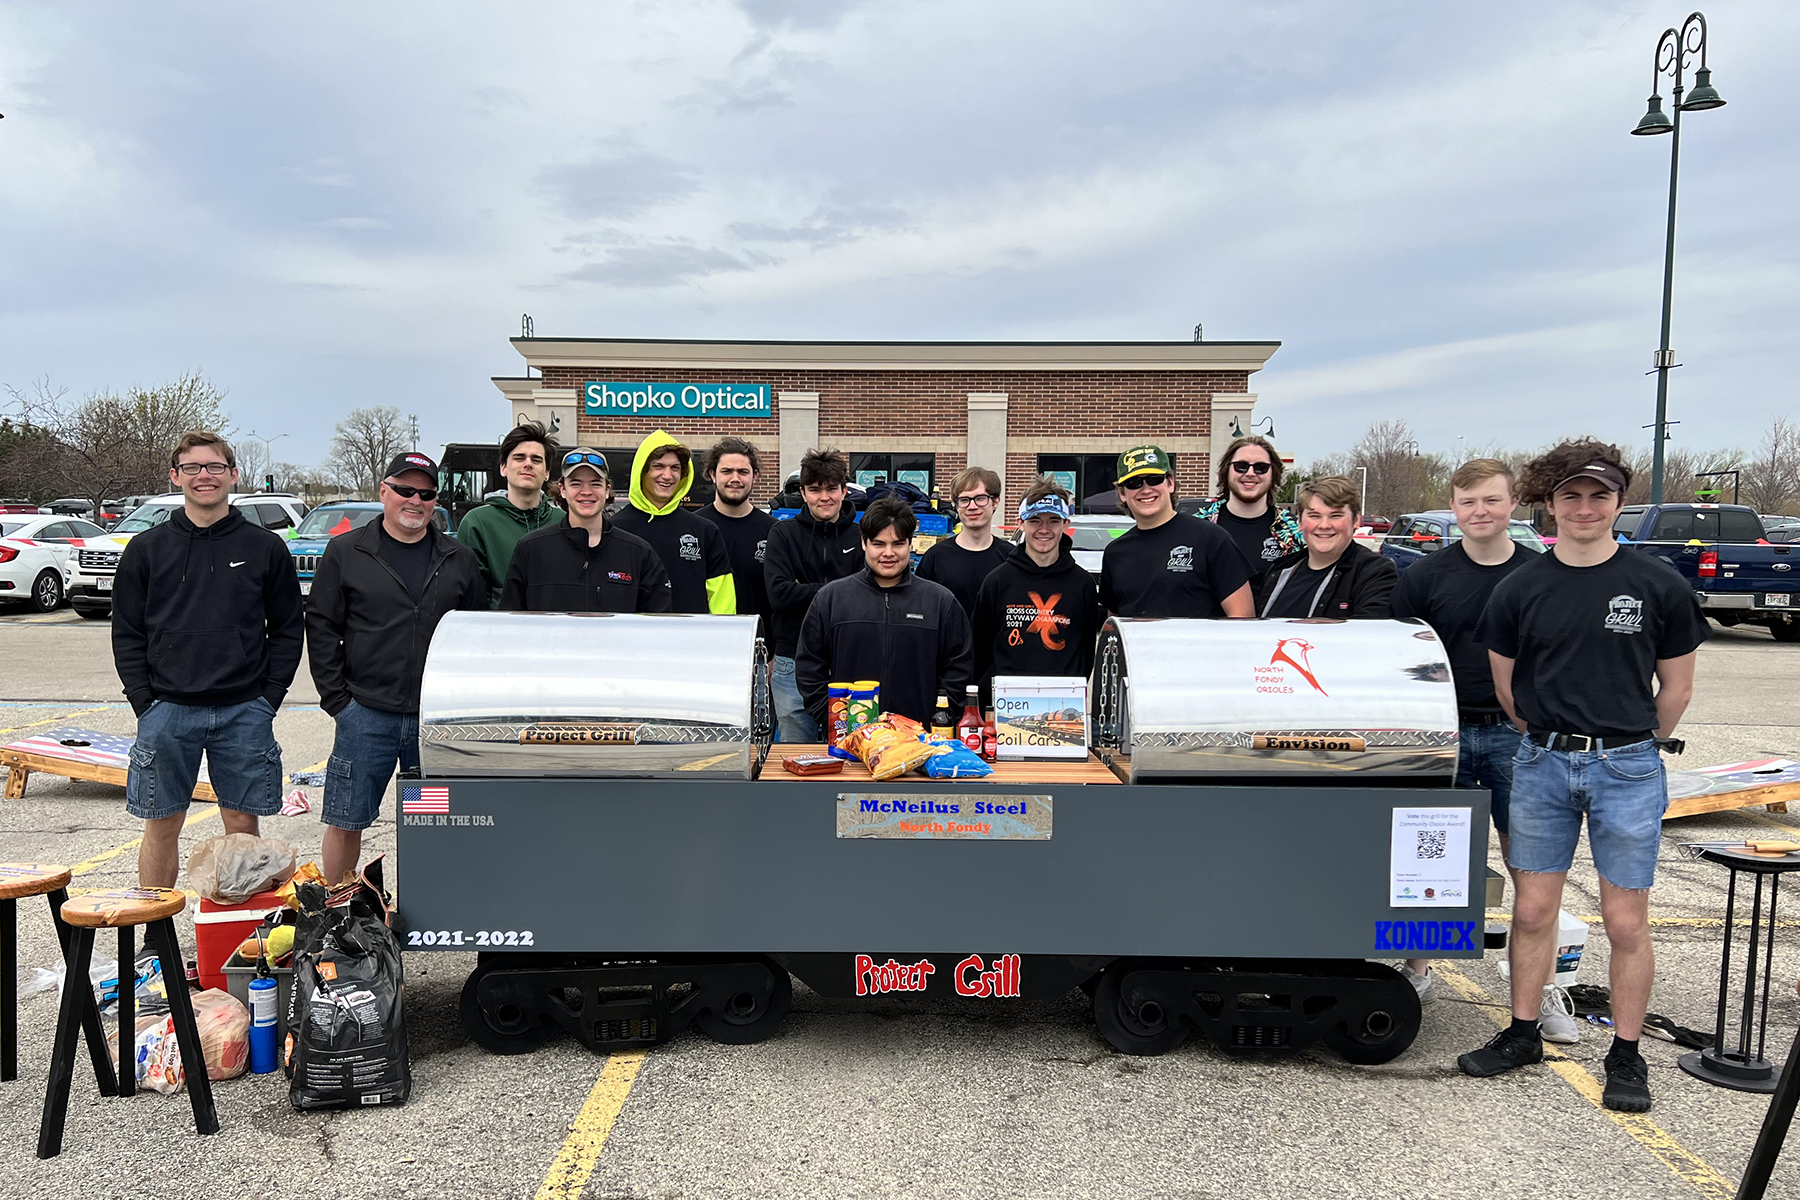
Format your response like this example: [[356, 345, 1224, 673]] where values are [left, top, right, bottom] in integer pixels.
[[1361, 515, 1392, 534], [0, 499, 40, 515]]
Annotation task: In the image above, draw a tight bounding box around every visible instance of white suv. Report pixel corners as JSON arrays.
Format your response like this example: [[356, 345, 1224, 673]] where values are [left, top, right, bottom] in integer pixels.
[[68, 493, 309, 618]]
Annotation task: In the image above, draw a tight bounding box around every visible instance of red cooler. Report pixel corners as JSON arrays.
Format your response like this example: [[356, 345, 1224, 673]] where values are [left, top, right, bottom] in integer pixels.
[[194, 890, 286, 990]]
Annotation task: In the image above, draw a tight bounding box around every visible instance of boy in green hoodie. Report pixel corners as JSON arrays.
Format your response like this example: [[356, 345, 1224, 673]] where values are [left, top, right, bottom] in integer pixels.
[[457, 422, 567, 607], [612, 429, 737, 615]]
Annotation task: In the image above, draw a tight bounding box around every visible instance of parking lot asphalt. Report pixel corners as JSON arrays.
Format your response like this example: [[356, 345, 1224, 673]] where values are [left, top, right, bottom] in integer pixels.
[[2, 609, 1800, 1198]]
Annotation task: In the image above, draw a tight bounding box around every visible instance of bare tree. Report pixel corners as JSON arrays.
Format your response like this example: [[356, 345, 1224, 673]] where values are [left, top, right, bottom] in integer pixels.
[[1743, 417, 1800, 516], [1351, 420, 1438, 518], [328, 406, 410, 499]]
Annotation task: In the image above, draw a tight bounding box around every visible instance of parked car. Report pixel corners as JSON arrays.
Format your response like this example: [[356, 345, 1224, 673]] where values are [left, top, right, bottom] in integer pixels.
[[0, 515, 113, 572], [67, 493, 311, 619], [0, 499, 41, 515], [1614, 503, 1798, 642], [1378, 512, 1548, 575], [39, 498, 96, 518], [1768, 526, 1800, 545], [1066, 515, 1134, 576], [287, 501, 450, 597], [0, 536, 72, 611], [98, 494, 163, 528]]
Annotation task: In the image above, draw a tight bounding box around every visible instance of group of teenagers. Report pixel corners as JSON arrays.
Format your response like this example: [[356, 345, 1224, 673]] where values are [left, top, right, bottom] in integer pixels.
[[112, 420, 1707, 1114]]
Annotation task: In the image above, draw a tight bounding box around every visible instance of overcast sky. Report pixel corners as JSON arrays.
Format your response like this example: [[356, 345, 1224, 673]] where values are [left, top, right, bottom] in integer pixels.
[[1, 1, 1793, 469]]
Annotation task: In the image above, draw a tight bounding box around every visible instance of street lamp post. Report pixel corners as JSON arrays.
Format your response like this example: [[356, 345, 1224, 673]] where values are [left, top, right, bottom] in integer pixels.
[[246, 431, 288, 492], [1631, 11, 1726, 505]]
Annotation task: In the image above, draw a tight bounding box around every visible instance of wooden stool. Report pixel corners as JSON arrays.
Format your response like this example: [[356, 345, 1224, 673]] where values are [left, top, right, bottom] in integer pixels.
[[0, 863, 115, 1093], [37, 887, 218, 1158]]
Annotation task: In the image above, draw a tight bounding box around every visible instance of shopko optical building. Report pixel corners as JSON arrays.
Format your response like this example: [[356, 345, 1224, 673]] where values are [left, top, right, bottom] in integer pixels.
[[493, 337, 1280, 511]]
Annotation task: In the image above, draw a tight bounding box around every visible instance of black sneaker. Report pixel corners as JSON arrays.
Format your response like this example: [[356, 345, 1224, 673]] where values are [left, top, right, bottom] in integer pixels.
[[1457, 1026, 1544, 1077], [1603, 1051, 1653, 1113]]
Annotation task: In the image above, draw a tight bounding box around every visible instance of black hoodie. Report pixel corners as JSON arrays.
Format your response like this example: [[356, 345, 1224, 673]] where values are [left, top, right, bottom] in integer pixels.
[[762, 502, 862, 658], [973, 541, 1104, 687], [796, 568, 974, 727], [112, 507, 304, 716]]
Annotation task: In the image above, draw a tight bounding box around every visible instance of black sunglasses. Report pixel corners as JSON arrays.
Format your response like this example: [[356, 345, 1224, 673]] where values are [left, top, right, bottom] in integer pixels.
[[1230, 460, 1273, 476], [387, 483, 438, 501], [1119, 473, 1168, 491]]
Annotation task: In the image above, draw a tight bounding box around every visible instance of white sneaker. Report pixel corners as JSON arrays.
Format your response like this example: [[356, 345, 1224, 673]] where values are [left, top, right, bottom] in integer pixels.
[[1540, 984, 1581, 1044], [1401, 964, 1437, 1005]]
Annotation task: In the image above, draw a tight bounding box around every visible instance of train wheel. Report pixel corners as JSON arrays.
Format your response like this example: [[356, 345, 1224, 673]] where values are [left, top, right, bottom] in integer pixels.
[[1093, 963, 1190, 1056], [1321, 964, 1421, 1065], [694, 959, 793, 1046], [460, 965, 553, 1055]]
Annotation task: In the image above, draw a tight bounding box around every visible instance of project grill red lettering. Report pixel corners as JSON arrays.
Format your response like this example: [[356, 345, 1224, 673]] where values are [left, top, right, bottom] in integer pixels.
[[953, 954, 1022, 998], [854, 955, 936, 996]]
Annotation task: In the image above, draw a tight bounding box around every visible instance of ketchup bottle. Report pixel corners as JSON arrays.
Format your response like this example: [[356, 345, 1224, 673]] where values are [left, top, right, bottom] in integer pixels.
[[982, 709, 998, 762], [958, 686, 983, 753]]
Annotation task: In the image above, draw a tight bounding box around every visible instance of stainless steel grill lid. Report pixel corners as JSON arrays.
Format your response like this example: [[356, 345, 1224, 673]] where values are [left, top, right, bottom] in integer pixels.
[[1093, 617, 1458, 781], [419, 612, 771, 777]]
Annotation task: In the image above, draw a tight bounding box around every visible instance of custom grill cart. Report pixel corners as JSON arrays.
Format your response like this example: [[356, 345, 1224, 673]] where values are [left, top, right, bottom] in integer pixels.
[[400, 613, 1488, 1063]]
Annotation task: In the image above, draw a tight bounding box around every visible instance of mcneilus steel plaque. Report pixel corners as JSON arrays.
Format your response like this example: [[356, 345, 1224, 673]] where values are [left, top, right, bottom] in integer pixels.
[[836, 793, 1053, 841]]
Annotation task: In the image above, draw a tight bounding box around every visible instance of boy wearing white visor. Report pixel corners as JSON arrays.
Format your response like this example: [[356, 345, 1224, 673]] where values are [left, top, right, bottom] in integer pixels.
[[973, 478, 1105, 689]]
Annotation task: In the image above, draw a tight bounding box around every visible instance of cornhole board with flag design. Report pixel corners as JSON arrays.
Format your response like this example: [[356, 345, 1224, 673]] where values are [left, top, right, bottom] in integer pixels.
[[1, 727, 215, 802], [1664, 758, 1800, 821]]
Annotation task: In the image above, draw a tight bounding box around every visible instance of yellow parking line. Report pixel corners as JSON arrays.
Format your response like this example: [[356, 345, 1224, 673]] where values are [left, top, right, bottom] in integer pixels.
[[1434, 962, 1734, 1198], [0, 704, 111, 737], [534, 1050, 648, 1200]]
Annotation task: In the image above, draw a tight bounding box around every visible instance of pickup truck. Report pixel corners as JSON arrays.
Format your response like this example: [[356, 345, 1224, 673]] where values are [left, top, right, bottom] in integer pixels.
[[1614, 503, 1799, 643]]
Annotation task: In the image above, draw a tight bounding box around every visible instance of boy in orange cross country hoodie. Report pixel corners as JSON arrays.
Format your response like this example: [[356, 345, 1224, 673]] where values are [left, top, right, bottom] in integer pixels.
[[611, 429, 737, 614]]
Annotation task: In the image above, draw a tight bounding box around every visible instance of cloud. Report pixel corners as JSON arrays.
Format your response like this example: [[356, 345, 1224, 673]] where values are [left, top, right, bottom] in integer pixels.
[[561, 242, 757, 288], [285, 160, 356, 188], [320, 216, 388, 231], [734, 0, 863, 31], [537, 149, 699, 220]]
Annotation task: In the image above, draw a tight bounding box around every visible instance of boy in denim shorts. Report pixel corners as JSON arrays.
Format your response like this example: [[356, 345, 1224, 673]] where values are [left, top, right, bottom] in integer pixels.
[[112, 432, 304, 889], [1456, 440, 1708, 1113]]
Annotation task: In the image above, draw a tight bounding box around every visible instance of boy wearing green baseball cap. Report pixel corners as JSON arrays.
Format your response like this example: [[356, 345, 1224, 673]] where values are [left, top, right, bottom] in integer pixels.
[[1099, 444, 1254, 619]]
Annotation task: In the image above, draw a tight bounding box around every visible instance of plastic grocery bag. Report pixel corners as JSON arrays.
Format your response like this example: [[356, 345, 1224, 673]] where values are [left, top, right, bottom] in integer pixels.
[[187, 833, 299, 903], [285, 857, 410, 1109], [105, 989, 250, 1089]]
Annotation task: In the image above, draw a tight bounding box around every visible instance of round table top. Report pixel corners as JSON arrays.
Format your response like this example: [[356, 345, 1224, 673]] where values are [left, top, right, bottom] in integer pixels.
[[61, 887, 187, 927], [0, 861, 74, 900], [1696, 845, 1800, 874]]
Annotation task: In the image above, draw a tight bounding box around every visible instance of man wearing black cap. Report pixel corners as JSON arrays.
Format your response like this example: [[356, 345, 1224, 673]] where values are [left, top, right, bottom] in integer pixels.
[[307, 451, 487, 883], [1099, 444, 1255, 619], [1456, 439, 1708, 1115], [501, 448, 673, 612]]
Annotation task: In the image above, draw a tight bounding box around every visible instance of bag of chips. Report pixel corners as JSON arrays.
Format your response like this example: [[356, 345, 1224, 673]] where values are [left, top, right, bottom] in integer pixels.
[[844, 714, 937, 781], [918, 740, 992, 779]]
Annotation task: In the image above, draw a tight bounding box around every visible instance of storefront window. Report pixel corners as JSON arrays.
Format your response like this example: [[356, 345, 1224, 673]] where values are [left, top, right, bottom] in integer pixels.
[[849, 453, 935, 496], [1035, 453, 1179, 512]]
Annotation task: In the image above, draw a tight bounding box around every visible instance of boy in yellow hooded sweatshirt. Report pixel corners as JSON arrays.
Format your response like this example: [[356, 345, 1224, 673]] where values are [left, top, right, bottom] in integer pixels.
[[611, 430, 737, 614]]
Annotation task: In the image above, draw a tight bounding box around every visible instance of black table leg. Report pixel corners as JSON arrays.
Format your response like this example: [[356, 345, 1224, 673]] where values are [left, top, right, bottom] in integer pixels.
[[1715, 868, 1737, 1053], [2, 897, 16, 1082], [1738, 1021, 1800, 1200], [37, 927, 94, 1159], [1741, 873, 1765, 1061], [148, 920, 217, 1135], [47, 890, 116, 1096], [116, 926, 133, 1098]]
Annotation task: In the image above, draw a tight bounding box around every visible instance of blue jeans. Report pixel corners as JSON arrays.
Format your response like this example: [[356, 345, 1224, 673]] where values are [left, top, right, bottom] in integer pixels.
[[1507, 737, 1668, 890], [324, 700, 420, 832], [1456, 721, 1522, 836], [127, 697, 283, 820], [772, 656, 820, 744]]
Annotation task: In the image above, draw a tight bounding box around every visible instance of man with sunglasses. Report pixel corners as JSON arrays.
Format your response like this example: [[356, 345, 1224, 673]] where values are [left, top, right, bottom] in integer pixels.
[[917, 466, 1013, 618], [1193, 435, 1302, 582], [502, 449, 672, 612], [1099, 444, 1255, 619], [307, 452, 486, 883]]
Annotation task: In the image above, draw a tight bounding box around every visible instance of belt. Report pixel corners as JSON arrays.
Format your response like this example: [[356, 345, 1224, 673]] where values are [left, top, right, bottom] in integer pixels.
[[1460, 712, 1513, 727], [1527, 730, 1655, 753]]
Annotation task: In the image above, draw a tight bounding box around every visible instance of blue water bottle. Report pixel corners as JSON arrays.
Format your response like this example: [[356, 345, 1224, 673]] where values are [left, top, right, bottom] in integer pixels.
[[248, 954, 279, 1075]]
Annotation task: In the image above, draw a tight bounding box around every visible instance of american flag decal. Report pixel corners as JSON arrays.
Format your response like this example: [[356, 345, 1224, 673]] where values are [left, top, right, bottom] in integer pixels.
[[403, 785, 450, 814]]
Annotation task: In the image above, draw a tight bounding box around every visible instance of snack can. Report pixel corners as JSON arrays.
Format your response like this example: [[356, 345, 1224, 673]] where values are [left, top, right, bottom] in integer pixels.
[[827, 682, 855, 760], [848, 680, 881, 736]]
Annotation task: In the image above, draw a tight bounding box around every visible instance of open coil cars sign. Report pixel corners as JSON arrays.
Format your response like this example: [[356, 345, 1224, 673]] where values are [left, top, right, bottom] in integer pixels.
[[585, 381, 772, 418]]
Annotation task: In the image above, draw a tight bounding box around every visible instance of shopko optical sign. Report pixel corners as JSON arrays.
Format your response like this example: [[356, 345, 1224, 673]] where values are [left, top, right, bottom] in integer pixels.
[[584, 381, 772, 418]]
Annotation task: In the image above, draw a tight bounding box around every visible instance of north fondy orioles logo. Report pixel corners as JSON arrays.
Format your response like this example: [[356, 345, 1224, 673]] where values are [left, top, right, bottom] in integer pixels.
[[1004, 592, 1069, 650]]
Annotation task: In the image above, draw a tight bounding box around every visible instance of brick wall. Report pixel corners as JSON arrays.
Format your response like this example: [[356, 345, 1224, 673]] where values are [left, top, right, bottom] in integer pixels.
[[546, 366, 1244, 513]]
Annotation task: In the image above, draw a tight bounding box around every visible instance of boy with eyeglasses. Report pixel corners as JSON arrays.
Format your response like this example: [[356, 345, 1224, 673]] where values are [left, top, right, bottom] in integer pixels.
[[113, 432, 303, 888], [1192, 435, 1302, 582], [917, 466, 1014, 618], [307, 452, 486, 883], [501, 449, 672, 612], [1099, 445, 1254, 619]]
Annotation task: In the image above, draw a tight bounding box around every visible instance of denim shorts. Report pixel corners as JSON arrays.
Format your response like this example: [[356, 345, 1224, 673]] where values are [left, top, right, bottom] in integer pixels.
[[1456, 721, 1522, 836], [126, 698, 284, 821], [1506, 737, 1668, 890], [323, 700, 419, 832]]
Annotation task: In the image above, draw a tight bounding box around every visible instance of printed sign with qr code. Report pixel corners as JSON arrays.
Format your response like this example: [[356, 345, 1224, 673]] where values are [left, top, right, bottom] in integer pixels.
[[1390, 807, 1472, 908]]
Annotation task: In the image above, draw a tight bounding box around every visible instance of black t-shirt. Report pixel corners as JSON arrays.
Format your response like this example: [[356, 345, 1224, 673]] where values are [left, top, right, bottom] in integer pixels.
[[1099, 513, 1252, 618], [1262, 561, 1336, 618], [1390, 541, 1534, 717], [695, 506, 777, 630], [1476, 548, 1709, 738], [611, 506, 734, 614], [1215, 506, 1283, 579], [378, 526, 433, 601], [916, 537, 1014, 618]]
